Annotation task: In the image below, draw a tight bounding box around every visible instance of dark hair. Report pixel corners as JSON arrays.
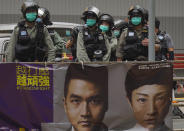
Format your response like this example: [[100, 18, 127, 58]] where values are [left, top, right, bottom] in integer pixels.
[[155, 17, 160, 29], [64, 63, 108, 107], [125, 63, 173, 101]]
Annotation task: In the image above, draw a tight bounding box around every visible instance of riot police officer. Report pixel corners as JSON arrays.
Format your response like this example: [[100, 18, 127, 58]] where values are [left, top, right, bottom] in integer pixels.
[[98, 13, 117, 61], [155, 18, 174, 60], [66, 25, 84, 61], [37, 7, 66, 59], [76, 6, 111, 62], [113, 19, 128, 61], [113, 19, 128, 40], [116, 5, 160, 61], [6, 1, 55, 62]]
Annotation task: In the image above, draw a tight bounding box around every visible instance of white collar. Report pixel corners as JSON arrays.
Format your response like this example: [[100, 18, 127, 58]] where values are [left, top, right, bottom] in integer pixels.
[[72, 126, 75, 131], [131, 123, 170, 131], [133, 124, 149, 131]]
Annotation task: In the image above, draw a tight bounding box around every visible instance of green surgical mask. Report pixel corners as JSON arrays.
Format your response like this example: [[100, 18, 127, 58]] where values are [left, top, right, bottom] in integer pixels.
[[131, 17, 142, 26], [26, 12, 37, 22], [86, 19, 96, 26], [66, 30, 71, 36], [99, 25, 109, 32], [113, 30, 120, 37]]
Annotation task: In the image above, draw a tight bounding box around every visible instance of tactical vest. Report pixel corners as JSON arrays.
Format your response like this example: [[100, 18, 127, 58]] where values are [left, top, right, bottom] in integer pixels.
[[123, 29, 145, 60], [83, 27, 107, 61], [15, 21, 47, 62], [156, 31, 168, 60]]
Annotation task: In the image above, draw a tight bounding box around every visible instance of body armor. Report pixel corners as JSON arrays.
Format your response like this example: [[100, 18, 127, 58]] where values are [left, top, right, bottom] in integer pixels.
[[15, 21, 47, 62], [123, 29, 143, 60], [83, 27, 107, 61]]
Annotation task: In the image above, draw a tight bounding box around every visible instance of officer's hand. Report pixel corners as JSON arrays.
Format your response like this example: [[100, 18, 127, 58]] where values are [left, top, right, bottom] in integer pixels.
[[66, 40, 73, 48], [141, 38, 149, 46], [101, 32, 105, 35]]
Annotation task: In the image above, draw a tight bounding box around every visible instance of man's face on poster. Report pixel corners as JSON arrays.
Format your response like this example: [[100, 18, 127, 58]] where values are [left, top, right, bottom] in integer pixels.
[[130, 84, 171, 129], [64, 79, 107, 131]]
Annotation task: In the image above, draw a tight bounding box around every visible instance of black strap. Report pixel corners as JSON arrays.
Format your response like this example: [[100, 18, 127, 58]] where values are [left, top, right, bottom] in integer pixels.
[[34, 22, 45, 61], [168, 51, 174, 60]]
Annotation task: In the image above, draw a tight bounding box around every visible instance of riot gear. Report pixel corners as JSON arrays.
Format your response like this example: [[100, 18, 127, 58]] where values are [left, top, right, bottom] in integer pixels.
[[82, 27, 107, 61], [128, 5, 145, 26], [15, 21, 47, 62], [120, 5, 148, 61], [123, 25, 148, 61], [77, 6, 111, 62], [21, 1, 39, 19], [123, 29, 141, 60], [128, 5, 144, 16], [81, 6, 100, 21], [38, 7, 52, 25], [48, 29, 55, 42], [6, 1, 55, 62], [98, 14, 117, 61], [113, 19, 128, 30], [99, 14, 114, 29], [113, 19, 128, 38]]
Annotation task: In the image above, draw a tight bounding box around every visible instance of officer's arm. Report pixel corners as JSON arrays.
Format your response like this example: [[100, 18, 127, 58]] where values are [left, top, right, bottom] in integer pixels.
[[116, 31, 126, 61], [6, 27, 18, 62], [110, 36, 118, 51], [103, 34, 111, 61], [76, 32, 91, 62], [43, 27, 55, 62], [155, 35, 161, 52], [53, 30, 66, 52], [166, 34, 174, 48], [165, 34, 174, 60], [142, 37, 161, 52]]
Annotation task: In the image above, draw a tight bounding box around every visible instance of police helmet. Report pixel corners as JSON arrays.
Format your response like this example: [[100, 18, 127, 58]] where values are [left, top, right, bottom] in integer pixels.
[[99, 14, 114, 28], [113, 19, 128, 29], [81, 6, 100, 21], [143, 9, 148, 23], [21, 0, 39, 17], [38, 7, 52, 25], [128, 5, 144, 17], [128, 5, 145, 24]]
